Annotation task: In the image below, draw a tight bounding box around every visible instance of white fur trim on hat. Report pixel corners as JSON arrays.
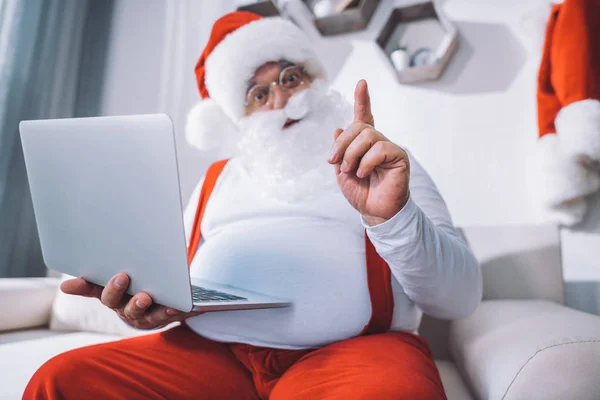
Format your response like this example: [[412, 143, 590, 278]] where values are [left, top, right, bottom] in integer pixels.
[[556, 99, 600, 164], [185, 98, 239, 151], [529, 133, 600, 226], [204, 17, 326, 122]]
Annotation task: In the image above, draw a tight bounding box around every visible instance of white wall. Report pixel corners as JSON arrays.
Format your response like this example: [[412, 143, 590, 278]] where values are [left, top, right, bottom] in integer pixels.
[[98, 0, 600, 314], [329, 0, 537, 227]]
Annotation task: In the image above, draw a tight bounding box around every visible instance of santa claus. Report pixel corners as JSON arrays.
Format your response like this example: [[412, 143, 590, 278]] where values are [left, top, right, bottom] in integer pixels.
[[25, 11, 482, 400]]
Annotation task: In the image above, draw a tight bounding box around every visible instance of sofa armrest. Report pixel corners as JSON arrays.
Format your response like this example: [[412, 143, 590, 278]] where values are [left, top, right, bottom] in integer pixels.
[[449, 300, 600, 400], [0, 278, 60, 332]]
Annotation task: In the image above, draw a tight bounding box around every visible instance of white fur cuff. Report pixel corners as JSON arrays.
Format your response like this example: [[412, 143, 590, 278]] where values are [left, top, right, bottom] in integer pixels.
[[556, 99, 600, 163], [529, 133, 600, 226]]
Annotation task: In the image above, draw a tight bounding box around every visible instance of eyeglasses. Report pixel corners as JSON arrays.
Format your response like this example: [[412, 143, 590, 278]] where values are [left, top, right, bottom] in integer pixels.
[[244, 65, 309, 110]]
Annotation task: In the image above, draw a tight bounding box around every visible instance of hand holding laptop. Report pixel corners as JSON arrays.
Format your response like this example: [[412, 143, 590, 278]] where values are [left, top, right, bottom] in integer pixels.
[[61, 273, 204, 330]]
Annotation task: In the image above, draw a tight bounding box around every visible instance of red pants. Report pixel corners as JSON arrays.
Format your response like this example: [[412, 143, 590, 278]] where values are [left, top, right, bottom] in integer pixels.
[[24, 325, 447, 399]]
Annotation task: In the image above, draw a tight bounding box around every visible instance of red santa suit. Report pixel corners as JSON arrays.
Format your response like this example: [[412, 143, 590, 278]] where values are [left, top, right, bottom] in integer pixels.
[[24, 11, 481, 400], [531, 0, 600, 225]]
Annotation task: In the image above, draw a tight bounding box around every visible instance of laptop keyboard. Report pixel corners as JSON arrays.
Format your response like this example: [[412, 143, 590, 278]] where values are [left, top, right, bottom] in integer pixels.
[[191, 285, 247, 303]]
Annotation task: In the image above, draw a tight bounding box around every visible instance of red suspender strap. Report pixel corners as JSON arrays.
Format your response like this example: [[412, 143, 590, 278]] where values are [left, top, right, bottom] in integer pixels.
[[361, 234, 395, 335], [186, 159, 394, 335], [186, 159, 230, 266]]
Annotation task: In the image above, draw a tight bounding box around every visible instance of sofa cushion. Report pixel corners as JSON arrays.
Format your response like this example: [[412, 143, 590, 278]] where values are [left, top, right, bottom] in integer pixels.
[[0, 328, 67, 345], [0, 332, 121, 399], [450, 300, 600, 400], [0, 278, 59, 331], [458, 225, 564, 303], [436, 360, 474, 400]]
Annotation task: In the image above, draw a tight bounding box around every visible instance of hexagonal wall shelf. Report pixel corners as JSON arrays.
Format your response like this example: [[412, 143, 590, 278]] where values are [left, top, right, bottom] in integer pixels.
[[376, 1, 458, 84], [236, 0, 280, 17], [302, 0, 381, 36]]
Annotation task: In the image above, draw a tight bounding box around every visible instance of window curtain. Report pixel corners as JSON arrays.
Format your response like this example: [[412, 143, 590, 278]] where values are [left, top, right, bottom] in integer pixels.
[[0, 0, 114, 277]]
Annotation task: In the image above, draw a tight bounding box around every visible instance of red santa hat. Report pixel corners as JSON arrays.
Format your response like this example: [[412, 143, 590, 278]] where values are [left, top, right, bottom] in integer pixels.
[[186, 11, 326, 150], [530, 0, 600, 225]]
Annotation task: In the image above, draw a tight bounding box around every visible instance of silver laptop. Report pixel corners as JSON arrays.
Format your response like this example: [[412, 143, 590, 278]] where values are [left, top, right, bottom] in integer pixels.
[[19, 114, 291, 312]]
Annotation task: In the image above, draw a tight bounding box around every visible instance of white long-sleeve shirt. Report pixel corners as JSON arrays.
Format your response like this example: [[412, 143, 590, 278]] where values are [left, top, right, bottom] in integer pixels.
[[185, 153, 482, 350]]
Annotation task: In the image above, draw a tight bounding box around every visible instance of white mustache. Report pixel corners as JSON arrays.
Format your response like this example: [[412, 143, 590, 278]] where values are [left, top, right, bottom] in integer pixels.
[[238, 82, 334, 131], [284, 89, 313, 121], [236, 82, 352, 203]]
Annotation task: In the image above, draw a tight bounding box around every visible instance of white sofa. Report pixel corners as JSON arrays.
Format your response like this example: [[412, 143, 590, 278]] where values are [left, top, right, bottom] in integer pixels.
[[2, 224, 600, 399]]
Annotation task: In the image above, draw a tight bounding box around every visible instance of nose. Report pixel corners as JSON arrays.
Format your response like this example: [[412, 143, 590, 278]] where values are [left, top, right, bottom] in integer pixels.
[[270, 85, 289, 110]]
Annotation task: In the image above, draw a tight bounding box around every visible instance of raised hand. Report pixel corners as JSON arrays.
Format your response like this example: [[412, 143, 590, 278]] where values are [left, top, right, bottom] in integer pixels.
[[327, 80, 410, 226], [61, 274, 203, 330]]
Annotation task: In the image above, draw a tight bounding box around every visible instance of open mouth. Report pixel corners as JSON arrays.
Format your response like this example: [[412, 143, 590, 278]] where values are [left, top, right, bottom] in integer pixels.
[[284, 118, 301, 129]]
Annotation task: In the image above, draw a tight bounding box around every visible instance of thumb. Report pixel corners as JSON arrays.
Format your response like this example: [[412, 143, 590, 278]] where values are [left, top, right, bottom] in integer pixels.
[[353, 79, 374, 126], [60, 278, 103, 299]]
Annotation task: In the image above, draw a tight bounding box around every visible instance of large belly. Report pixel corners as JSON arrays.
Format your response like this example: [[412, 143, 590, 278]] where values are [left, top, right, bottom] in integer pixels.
[[186, 217, 372, 349]]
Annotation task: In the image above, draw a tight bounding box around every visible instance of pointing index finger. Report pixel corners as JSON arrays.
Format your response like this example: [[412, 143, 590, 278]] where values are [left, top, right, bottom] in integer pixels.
[[353, 79, 374, 127]]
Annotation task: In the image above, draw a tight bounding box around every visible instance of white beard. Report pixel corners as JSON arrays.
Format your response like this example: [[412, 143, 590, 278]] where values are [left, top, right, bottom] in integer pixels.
[[236, 80, 352, 203]]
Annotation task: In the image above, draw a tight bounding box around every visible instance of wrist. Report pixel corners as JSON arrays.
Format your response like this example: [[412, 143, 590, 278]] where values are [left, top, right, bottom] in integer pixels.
[[362, 191, 411, 227], [362, 215, 387, 227]]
